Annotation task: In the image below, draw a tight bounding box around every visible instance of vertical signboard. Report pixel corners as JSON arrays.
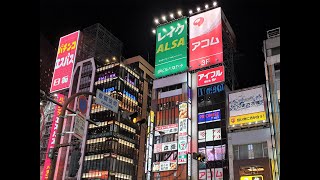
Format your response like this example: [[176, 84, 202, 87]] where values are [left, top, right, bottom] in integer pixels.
[[178, 102, 188, 164], [155, 18, 188, 78], [189, 8, 223, 71], [41, 94, 65, 180], [197, 66, 225, 87], [50, 31, 80, 93], [228, 86, 267, 126]]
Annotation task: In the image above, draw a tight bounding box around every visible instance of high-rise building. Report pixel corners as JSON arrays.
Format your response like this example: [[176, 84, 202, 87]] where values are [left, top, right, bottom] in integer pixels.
[[146, 7, 237, 180], [81, 56, 154, 180], [263, 27, 280, 180], [40, 33, 56, 94]]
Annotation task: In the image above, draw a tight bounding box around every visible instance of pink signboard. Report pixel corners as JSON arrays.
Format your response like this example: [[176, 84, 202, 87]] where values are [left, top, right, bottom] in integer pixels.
[[197, 66, 225, 87], [50, 31, 80, 93], [41, 94, 65, 180]]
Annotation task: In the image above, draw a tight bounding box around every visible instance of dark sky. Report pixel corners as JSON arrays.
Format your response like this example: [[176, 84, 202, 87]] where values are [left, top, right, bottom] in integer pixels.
[[40, 0, 280, 89]]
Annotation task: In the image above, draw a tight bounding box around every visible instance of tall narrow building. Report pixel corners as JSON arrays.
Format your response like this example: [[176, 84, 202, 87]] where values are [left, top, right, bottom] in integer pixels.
[[146, 6, 237, 180], [263, 27, 280, 180]]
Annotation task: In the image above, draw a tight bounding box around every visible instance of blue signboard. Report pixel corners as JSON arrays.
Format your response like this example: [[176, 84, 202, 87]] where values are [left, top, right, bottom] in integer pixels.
[[198, 109, 221, 124]]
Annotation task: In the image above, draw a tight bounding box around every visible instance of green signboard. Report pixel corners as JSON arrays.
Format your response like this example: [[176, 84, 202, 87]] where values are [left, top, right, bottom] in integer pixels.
[[155, 18, 188, 78]]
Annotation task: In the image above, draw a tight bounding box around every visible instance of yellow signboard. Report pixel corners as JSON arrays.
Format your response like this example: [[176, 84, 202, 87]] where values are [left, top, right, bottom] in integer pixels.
[[229, 111, 266, 126], [150, 110, 154, 123], [240, 175, 263, 180]]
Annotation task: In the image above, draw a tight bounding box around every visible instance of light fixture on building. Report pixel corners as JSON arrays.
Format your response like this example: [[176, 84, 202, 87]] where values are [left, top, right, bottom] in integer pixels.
[[152, 29, 156, 34], [154, 18, 159, 24], [177, 10, 182, 16], [197, 7, 201, 12], [189, 10, 193, 14], [162, 15, 166, 21], [205, 4, 209, 9], [213, 1, 217, 7], [112, 56, 116, 61], [170, 13, 174, 19]]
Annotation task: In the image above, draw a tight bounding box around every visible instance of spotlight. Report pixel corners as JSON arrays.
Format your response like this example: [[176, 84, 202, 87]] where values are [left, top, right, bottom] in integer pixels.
[[205, 4, 209, 9], [189, 10, 193, 14], [152, 29, 156, 34], [170, 13, 174, 19], [213, 1, 217, 7], [197, 7, 200, 12], [154, 19, 159, 24], [112, 56, 116, 60], [162, 16, 166, 21], [177, 10, 182, 16]]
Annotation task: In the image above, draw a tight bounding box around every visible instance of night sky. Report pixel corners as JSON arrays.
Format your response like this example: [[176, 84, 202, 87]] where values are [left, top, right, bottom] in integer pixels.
[[40, 0, 280, 89]]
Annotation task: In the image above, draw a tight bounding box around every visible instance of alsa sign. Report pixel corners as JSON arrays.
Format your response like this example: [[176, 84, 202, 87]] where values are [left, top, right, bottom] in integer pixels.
[[50, 31, 80, 93], [197, 66, 225, 87]]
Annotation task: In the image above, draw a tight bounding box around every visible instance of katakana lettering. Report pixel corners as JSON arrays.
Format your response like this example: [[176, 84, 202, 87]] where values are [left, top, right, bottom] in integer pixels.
[[201, 39, 210, 48], [192, 41, 201, 51], [175, 23, 184, 35]]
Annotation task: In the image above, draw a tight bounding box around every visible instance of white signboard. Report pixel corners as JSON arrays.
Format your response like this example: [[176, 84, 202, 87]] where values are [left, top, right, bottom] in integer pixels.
[[152, 161, 177, 172], [229, 87, 265, 117], [179, 118, 188, 136], [153, 141, 177, 153], [198, 128, 221, 142], [74, 114, 85, 140], [154, 124, 178, 136], [95, 89, 119, 113]]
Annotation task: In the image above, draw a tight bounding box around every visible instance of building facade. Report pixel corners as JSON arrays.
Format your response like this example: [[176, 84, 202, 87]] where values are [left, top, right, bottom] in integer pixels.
[[147, 7, 237, 180], [226, 85, 274, 180], [81, 56, 154, 180], [263, 27, 280, 180]]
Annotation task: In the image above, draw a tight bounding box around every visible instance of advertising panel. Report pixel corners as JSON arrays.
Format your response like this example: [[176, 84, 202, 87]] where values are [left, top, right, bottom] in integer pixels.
[[198, 83, 224, 97], [152, 160, 177, 172], [240, 175, 263, 180], [178, 102, 189, 164], [74, 114, 86, 140], [41, 94, 65, 180], [229, 112, 266, 126], [155, 18, 188, 78], [199, 168, 223, 180], [198, 109, 221, 124], [154, 124, 178, 136], [199, 145, 226, 161], [50, 31, 80, 93], [189, 8, 223, 71], [198, 128, 221, 142], [197, 66, 225, 87], [228, 86, 266, 126], [153, 141, 177, 153]]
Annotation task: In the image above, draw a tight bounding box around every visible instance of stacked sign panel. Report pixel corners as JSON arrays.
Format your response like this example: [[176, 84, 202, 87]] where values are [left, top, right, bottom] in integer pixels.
[[189, 8, 223, 71], [50, 31, 80, 93], [228, 86, 267, 128], [155, 18, 188, 78]]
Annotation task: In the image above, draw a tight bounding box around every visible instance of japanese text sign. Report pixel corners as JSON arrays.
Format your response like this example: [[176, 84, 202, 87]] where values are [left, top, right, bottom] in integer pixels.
[[197, 66, 225, 87], [50, 31, 80, 93], [41, 94, 65, 180], [95, 89, 119, 113], [155, 18, 188, 78], [189, 8, 223, 71]]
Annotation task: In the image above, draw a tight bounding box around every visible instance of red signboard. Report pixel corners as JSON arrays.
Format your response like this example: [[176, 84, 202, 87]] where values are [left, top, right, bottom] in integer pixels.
[[41, 94, 65, 180], [197, 66, 224, 87], [50, 31, 80, 93], [189, 8, 223, 71]]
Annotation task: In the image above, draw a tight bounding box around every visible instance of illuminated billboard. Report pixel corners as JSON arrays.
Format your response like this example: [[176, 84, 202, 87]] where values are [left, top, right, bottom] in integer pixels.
[[41, 94, 65, 180], [154, 124, 178, 136], [228, 86, 267, 126], [155, 18, 188, 78], [189, 8, 223, 71], [240, 175, 263, 180], [199, 168, 223, 180], [198, 109, 221, 124], [50, 31, 80, 93], [154, 141, 177, 153], [197, 66, 225, 87], [152, 160, 177, 172], [199, 145, 226, 161]]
